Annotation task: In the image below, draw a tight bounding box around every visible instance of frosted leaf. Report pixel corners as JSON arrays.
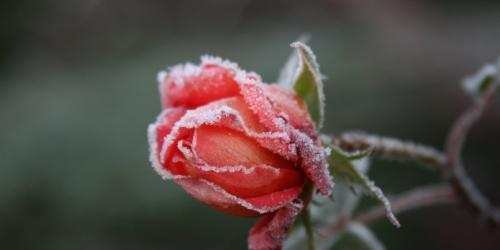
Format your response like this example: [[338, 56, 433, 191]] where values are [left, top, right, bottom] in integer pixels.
[[286, 41, 326, 130], [327, 146, 400, 227], [277, 47, 300, 89]]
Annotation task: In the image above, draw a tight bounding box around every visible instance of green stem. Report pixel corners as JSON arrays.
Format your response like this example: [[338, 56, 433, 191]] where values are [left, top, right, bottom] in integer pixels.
[[300, 182, 316, 250], [302, 207, 316, 250]]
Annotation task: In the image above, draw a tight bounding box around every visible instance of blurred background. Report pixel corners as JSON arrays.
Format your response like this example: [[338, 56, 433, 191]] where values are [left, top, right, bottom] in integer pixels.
[[1, 0, 500, 249]]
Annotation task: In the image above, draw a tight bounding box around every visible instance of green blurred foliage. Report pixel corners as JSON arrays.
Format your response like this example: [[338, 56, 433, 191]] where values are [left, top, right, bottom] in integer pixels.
[[1, 0, 500, 249]]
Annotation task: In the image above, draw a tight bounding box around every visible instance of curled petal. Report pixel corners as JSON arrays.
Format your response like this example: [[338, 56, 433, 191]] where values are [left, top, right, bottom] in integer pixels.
[[248, 200, 303, 250], [157, 101, 297, 176], [147, 107, 186, 179]]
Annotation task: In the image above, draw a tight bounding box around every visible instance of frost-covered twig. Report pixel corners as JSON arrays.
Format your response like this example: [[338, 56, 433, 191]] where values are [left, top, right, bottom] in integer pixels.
[[445, 78, 500, 225], [332, 132, 446, 170], [320, 184, 457, 237]]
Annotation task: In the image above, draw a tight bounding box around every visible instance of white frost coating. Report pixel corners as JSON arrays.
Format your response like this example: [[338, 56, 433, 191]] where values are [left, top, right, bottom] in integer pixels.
[[357, 170, 400, 227], [273, 116, 287, 129], [202, 55, 263, 84], [177, 140, 194, 159], [148, 109, 176, 180], [200, 55, 240, 72], [291, 127, 334, 195], [157, 105, 293, 173], [462, 63, 498, 96], [323, 146, 332, 157], [157, 55, 261, 105], [156, 70, 167, 85]]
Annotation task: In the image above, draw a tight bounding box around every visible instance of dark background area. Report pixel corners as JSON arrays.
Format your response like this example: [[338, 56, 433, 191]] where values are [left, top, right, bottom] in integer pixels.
[[1, 0, 499, 249]]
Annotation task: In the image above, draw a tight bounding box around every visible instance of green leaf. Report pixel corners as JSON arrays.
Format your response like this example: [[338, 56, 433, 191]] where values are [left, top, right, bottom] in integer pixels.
[[328, 146, 400, 227], [277, 41, 325, 130], [330, 223, 386, 250]]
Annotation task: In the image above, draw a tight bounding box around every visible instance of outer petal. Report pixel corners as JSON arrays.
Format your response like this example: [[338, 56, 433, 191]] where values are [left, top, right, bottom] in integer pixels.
[[238, 77, 333, 195], [248, 200, 303, 250], [291, 130, 333, 196], [180, 161, 304, 198], [158, 56, 246, 109], [175, 177, 303, 216], [148, 107, 186, 179]]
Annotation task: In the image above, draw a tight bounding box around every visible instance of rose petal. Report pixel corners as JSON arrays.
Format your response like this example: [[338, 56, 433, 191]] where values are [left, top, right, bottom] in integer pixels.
[[292, 130, 334, 196], [193, 125, 293, 169], [157, 101, 297, 177], [175, 177, 259, 217], [148, 107, 186, 179], [175, 177, 303, 216], [182, 142, 304, 196], [240, 81, 285, 131], [265, 85, 316, 139], [238, 78, 333, 195], [158, 57, 242, 109], [248, 200, 303, 250]]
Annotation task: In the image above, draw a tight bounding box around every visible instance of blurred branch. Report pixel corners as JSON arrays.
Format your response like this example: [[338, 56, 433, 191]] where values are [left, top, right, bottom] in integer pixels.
[[331, 132, 446, 170], [330, 78, 500, 226], [445, 79, 500, 225], [320, 184, 457, 237], [354, 184, 457, 225]]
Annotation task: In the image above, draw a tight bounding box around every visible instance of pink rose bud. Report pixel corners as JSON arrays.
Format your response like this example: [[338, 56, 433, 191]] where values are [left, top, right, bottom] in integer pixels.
[[148, 56, 333, 250]]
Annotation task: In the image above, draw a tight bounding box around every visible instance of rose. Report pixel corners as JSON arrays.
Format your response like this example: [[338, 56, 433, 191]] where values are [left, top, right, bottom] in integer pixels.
[[148, 56, 333, 250]]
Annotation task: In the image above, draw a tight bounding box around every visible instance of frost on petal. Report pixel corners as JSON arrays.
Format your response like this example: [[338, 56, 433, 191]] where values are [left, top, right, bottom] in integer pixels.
[[239, 80, 285, 131], [158, 100, 298, 174], [158, 56, 243, 108], [148, 107, 186, 179], [248, 200, 303, 250], [292, 130, 333, 196], [237, 77, 332, 195]]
